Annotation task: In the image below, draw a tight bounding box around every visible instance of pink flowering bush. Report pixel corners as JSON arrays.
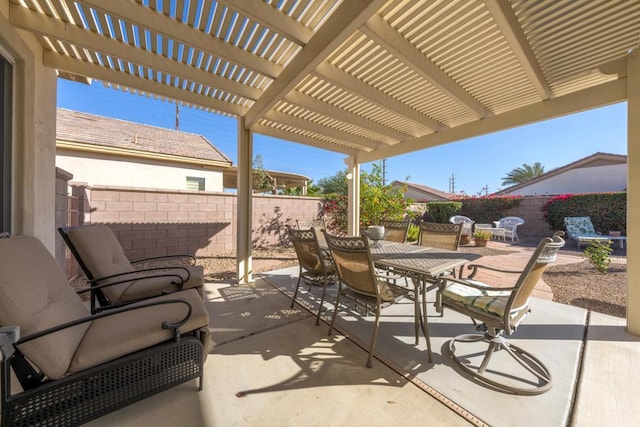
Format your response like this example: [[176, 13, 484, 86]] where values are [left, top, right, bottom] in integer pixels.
[[541, 192, 626, 233]]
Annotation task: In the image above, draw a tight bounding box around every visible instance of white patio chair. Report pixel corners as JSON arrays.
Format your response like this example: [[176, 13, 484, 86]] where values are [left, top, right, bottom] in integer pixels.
[[449, 215, 474, 237], [496, 216, 525, 241]]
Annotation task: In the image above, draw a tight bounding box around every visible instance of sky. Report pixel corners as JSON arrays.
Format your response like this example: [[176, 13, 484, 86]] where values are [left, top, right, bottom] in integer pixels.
[[57, 79, 628, 196]]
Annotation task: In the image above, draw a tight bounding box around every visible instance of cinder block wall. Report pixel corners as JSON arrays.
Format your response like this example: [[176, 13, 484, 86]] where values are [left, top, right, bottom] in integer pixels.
[[504, 196, 554, 238], [70, 184, 322, 259]]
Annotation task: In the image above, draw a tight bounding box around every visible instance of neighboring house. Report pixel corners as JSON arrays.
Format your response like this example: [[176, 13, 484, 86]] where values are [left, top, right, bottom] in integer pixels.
[[496, 152, 627, 196], [392, 181, 455, 201], [56, 108, 309, 194]]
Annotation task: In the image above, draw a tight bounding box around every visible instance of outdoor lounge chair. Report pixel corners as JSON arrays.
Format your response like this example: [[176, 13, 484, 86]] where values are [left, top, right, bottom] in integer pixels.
[[59, 224, 204, 312], [287, 226, 337, 325], [0, 235, 210, 426], [379, 219, 410, 243], [323, 231, 410, 368], [563, 216, 613, 249], [496, 216, 525, 241], [436, 231, 565, 395]]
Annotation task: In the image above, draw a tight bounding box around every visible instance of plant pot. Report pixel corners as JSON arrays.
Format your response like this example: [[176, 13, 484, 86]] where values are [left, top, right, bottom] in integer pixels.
[[475, 238, 488, 247], [460, 235, 471, 245]]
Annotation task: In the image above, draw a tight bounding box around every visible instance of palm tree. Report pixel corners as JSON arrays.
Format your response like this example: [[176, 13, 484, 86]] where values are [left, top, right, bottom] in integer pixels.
[[502, 162, 545, 186]]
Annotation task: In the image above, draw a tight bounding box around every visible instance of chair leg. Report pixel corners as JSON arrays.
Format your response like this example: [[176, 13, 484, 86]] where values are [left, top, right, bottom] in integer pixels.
[[328, 282, 342, 336], [316, 274, 329, 325], [367, 308, 382, 368], [290, 269, 303, 309]]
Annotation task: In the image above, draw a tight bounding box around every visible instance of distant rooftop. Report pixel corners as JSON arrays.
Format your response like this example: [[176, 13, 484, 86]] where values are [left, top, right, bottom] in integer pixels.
[[56, 108, 232, 165]]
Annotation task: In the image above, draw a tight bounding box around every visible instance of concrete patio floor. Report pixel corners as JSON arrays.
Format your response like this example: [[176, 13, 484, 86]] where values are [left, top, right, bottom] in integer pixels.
[[84, 242, 640, 426]]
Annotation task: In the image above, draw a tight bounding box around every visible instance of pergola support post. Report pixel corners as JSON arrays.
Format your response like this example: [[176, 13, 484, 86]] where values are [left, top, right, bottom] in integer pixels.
[[345, 157, 360, 236], [236, 117, 253, 284], [627, 50, 640, 334]]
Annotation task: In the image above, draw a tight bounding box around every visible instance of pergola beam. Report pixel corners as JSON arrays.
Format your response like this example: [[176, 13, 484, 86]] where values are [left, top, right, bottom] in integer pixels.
[[244, 0, 389, 129], [78, 0, 282, 79], [314, 61, 444, 131], [284, 90, 408, 143], [45, 53, 248, 116], [217, 0, 314, 45], [264, 110, 381, 150], [362, 14, 492, 118], [357, 77, 626, 163], [9, 4, 261, 101], [253, 123, 358, 155], [483, 0, 553, 100]]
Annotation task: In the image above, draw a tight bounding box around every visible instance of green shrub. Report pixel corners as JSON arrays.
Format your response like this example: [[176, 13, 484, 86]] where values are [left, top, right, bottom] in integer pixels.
[[541, 193, 626, 234], [473, 229, 492, 240], [583, 240, 613, 273], [406, 223, 419, 242], [426, 201, 462, 223]]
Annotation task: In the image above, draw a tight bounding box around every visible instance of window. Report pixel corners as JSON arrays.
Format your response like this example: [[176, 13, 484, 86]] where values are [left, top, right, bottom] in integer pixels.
[[186, 176, 205, 191], [0, 54, 12, 234]]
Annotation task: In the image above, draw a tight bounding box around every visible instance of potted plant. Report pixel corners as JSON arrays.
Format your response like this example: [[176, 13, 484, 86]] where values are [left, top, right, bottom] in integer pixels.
[[473, 229, 491, 247]]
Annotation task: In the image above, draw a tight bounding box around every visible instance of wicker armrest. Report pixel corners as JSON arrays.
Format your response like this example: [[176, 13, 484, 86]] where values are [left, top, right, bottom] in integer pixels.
[[131, 254, 196, 266], [16, 299, 193, 346]]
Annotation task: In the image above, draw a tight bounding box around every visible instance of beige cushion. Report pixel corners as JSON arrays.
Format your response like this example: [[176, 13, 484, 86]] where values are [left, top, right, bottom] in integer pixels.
[[0, 236, 90, 379], [70, 288, 209, 373], [64, 225, 203, 302]]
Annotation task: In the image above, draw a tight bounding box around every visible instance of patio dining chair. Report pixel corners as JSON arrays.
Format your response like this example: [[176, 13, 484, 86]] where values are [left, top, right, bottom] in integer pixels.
[[435, 231, 565, 395], [0, 235, 210, 426], [287, 226, 337, 325], [418, 221, 463, 251], [323, 231, 411, 368], [496, 216, 525, 241], [379, 219, 410, 243], [59, 224, 204, 313]]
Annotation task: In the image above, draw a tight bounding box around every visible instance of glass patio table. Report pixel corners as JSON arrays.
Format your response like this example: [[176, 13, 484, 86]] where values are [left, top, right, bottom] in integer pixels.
[[367, 240, 482, 362]]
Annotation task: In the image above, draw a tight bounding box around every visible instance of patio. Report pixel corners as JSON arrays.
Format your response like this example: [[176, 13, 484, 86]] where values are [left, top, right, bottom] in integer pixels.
[[80, 241, 639, 427]]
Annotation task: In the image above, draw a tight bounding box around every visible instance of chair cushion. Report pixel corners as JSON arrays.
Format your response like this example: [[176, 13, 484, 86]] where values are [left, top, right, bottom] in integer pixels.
[[442, 281, 511, 317], [70, 288, 209, 374], [0, 236, 90, 379]]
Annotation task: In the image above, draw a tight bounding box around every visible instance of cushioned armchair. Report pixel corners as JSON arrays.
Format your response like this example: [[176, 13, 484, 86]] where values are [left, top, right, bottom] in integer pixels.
[[436, 232, 565, 395], [0, 235, 210, 426], [59, 224, 204, 312]]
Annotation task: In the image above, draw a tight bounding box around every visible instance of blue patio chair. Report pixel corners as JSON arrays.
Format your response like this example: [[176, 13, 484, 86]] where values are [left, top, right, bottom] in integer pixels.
[[563, 216, 610, 249]]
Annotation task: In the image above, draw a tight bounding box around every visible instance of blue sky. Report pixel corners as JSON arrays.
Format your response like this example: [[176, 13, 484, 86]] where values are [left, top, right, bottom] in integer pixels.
[[57, 79, 627, 196]]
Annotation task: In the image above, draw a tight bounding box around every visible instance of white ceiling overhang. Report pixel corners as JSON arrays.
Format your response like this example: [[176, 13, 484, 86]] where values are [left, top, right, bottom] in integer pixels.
[[9, 0, 640, 163]]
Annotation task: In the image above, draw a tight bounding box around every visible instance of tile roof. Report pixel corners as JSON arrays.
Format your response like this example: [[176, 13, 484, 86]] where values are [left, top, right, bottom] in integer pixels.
[[392, 181, 455, 200], [56, 108, 232, 165]]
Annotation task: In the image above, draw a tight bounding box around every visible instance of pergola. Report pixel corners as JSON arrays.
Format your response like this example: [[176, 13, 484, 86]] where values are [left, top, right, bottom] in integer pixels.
[[4, 0, 640, 332]]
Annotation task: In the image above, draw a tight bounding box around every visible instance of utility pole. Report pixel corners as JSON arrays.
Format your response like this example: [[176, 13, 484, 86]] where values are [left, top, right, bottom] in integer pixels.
[[480, 184, 489, 196], [175, 103, 180, 130], [448, 174, 456, 193], [382, 158, 387, 185]]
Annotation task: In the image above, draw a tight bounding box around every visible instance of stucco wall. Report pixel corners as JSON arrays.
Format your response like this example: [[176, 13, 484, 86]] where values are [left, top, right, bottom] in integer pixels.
[[0, 6, 58, 252], [502, 164, 627, 196], [71, 184, 322, 260], [57, 150, 225, 192]]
